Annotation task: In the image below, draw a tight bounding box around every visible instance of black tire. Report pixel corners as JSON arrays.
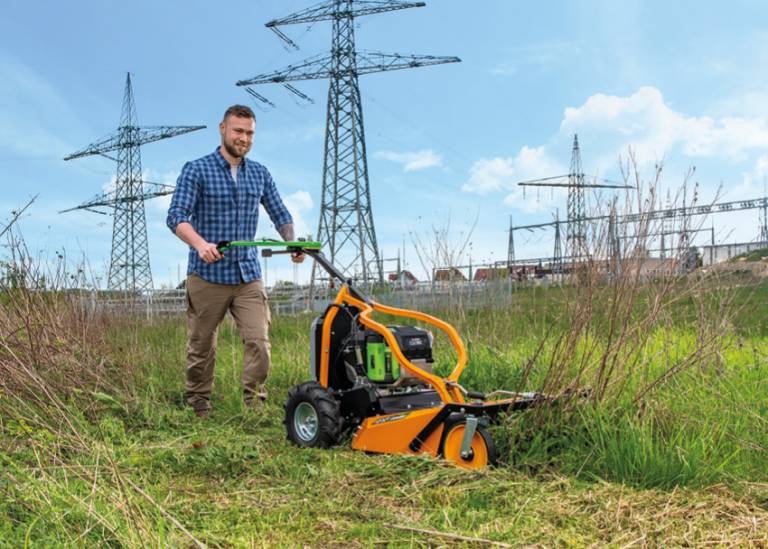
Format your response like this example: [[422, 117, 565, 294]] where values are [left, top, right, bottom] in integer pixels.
[[284, 381, 343, 448]]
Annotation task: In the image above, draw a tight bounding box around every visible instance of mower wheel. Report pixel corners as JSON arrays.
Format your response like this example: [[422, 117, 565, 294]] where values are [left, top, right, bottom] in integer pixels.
[[441, 422, 497, 469], [284, 381, 343, 448]]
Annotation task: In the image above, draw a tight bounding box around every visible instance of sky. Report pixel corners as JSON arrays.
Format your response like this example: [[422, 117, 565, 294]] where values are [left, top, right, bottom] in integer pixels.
[[1, 0, 768, 287]]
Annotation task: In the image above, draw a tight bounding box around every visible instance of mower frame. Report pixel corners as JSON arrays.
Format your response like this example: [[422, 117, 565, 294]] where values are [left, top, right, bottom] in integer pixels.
[[221, 240, 542, 468]]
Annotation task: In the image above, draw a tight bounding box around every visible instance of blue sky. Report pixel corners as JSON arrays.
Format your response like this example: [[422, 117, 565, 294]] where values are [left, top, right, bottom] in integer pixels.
[[1, 0, 767, 286]]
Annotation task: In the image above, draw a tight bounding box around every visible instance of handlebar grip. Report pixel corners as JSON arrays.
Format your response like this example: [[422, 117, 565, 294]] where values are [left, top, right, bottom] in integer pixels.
[[466, 391, 486, 400], [262, 249, 295, 257]]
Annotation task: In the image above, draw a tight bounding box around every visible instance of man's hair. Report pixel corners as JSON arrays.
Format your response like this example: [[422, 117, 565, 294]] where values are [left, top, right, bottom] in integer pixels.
[[222, 104, 255, 122]]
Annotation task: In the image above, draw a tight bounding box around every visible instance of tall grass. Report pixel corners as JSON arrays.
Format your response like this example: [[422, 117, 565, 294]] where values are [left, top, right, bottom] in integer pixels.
[[410, 159, 766, 487], [1, 170, 767, 544]]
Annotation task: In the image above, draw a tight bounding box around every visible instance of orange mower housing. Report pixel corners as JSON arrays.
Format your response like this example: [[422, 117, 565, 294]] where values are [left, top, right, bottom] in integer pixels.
[[259, 244, 542, 469]]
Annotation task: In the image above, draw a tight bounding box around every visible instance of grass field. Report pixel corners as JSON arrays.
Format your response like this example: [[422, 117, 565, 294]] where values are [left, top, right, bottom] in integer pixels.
[[1, 279, 767, 547]]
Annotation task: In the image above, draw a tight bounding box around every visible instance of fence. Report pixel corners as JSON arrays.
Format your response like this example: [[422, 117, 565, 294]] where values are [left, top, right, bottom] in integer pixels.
[[79, 278, 545, 318], [701, 240, 768, 266], [80, 242, 767, 318]]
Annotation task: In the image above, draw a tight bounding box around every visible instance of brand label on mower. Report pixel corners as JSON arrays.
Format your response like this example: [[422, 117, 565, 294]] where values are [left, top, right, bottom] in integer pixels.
[[372, 413, 409, 425]]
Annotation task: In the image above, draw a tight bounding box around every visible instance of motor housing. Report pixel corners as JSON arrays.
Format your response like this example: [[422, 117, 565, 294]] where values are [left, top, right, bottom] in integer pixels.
[[310, 304, 434, 388], [344, 325, 433, 385]]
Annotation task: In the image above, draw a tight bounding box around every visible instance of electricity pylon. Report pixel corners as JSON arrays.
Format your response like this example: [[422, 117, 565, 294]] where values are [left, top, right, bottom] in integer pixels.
[[517, 135, 633, 261], [63, 73, 205, 292], [660, 190, 673, 258], [507, 215, 515, 266], [760, 179, 768, 243], [607, 199, 621, 276], [553, 209, 563, 272], [236, 0, 459, 287]]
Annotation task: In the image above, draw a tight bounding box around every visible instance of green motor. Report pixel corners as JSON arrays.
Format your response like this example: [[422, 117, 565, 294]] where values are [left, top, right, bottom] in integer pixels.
[[366, 333, 399, 383]]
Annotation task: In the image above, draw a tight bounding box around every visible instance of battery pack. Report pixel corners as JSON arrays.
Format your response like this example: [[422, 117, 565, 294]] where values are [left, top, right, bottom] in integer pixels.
[[366, 334, 400, 383]]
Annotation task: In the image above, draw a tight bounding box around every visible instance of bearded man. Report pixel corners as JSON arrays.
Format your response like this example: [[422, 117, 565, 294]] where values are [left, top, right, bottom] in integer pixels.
[[166, 104, 303, 417]]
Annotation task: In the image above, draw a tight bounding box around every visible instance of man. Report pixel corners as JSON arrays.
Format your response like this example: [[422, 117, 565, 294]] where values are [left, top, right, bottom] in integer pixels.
[[166, 104, 303, 417]]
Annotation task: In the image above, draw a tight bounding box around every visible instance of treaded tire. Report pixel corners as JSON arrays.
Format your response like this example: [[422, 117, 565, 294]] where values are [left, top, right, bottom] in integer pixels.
[[284, 381, 343, 448]]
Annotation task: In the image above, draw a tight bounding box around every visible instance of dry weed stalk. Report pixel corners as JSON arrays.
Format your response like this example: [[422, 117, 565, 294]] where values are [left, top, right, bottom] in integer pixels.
[[0, 225, 189, 544], [408, 211, 478, 318], [523, 153, 736, 407]]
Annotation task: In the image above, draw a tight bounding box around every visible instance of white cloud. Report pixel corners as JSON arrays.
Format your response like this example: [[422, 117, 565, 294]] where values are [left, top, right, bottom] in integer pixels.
[[377, 149, 443, 172], [465, 86, 768, 210], [560, 86, 768, 163], [281, 190, 313, 238], [147, 170, 179, 214], [727, 154, 768, 202], [463, 157, 515, 195], [463, 146, 565, 212], [463, 146, 562, 194]]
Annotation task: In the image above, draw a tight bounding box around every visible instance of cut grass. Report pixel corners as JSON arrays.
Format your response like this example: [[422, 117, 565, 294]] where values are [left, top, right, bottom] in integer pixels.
[[1, 282, 767, 546], [2, 399, 767, 547]]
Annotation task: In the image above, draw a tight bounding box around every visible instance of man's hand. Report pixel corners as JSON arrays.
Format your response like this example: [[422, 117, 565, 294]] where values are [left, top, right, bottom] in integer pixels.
[[277, 222, 304, 264], [175, 223, 223, 264], [197, 242, 223, 264]]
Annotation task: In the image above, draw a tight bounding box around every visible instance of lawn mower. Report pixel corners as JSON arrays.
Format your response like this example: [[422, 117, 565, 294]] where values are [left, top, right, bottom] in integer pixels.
[[218, 240, 544, 469]]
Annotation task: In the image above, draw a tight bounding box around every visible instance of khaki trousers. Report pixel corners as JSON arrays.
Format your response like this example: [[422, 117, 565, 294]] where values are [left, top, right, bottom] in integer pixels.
[[185, 274, 271, 410]]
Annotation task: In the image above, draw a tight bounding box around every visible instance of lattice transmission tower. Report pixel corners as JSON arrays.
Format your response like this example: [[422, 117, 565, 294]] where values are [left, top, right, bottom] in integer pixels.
[[507, 215, 515, 266], [760, 179, 768, 244], [63, 73, 205, 292], [236, 0, 459, 286], [552, 209, 563, 272], [517, 135, 632, 262]]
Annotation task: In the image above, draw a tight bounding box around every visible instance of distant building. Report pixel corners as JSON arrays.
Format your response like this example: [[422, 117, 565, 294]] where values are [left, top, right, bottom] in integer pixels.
[[473, 267, 510, 282], [620, 257, 678, 279], [433, 267, 466, 282], [388, 270, 419, 288]]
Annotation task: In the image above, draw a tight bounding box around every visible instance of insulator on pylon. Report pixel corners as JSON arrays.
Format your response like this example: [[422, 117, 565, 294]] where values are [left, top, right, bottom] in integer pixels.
[[268, 25, 299, 51], [245, 88, 276, 109], [284, 84, 314, 105]]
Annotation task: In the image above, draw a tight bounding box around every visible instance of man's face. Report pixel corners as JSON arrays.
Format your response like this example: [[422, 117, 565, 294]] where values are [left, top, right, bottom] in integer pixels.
[[219, 115, 255, 159]]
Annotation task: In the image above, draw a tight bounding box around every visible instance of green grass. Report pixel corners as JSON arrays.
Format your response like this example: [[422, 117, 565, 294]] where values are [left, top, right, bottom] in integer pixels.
[[1, 283, 767, 546], [730, 246, 768, 263]]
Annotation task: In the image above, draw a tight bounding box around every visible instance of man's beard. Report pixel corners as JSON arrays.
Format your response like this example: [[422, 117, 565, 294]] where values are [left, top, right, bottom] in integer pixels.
[[223, 139, 250, 159]]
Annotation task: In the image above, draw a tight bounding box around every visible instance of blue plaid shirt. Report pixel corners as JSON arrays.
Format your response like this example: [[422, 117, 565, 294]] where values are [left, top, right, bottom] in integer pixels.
[[166, 148, 293, 284]]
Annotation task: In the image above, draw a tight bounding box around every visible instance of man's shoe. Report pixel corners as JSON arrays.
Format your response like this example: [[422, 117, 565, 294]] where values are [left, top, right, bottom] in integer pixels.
[[191, 402, 211, 418], [244, 397, 266, 411]]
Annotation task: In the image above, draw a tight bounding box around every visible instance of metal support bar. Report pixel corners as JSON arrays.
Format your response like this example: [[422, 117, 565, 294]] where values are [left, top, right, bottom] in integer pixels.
[[460, 415, 478, 459]]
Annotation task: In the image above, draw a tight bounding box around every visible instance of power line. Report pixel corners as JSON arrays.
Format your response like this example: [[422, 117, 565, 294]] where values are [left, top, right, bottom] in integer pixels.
[[512, 196, 768, 232]]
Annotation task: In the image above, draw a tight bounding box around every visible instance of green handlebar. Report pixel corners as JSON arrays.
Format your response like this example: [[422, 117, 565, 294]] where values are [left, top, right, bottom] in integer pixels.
[[216, 239, 322, 252]]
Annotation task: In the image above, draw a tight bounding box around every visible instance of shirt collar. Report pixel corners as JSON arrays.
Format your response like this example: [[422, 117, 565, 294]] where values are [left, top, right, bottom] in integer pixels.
[[213, 146, 245, 172]]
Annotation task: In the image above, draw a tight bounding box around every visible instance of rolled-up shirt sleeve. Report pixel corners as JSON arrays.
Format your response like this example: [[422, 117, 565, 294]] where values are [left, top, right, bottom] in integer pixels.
[[166, 161, 200, 233], [261, 168, 293, 230]]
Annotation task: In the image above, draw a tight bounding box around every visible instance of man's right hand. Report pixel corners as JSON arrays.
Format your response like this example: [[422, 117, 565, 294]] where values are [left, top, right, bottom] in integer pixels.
[[196, 242, 223, 264]]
